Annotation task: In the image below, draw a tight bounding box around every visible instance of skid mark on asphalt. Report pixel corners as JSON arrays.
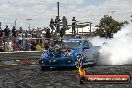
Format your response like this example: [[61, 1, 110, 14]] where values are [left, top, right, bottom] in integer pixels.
[[0, 65, 132, 88]]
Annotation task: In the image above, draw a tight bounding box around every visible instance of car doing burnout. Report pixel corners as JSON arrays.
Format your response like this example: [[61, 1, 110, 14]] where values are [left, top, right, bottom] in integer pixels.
[[39, 38, 100, 69]]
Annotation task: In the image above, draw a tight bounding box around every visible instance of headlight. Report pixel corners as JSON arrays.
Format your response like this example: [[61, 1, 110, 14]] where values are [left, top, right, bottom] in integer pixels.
[[68, 52, 73, 56], [63, 52, 72, 57], [62, 49, 73, 57], [63, 52, 67, 56]]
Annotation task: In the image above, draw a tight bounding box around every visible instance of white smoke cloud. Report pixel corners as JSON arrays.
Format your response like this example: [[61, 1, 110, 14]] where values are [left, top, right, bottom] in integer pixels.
[[89, 36, 109, 46], [99, 23, 132, 65]]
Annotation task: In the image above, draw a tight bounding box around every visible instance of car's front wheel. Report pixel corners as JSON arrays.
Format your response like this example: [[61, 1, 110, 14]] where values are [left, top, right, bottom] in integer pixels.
[[75, 54, 83, 68], [40, 66, 50, 71]]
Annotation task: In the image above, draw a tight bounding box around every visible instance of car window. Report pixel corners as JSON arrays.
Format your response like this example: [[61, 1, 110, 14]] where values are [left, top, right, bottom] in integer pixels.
[[83, 40, 92, 48], [63, 40, 81, 49]]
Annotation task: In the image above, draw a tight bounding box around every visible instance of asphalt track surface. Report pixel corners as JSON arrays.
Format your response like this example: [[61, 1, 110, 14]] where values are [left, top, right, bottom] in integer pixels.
[[0, 65, 132, 88]]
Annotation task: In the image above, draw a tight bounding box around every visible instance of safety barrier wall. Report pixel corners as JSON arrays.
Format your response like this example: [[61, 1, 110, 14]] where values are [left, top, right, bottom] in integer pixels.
[[0, 51, 43, 61]]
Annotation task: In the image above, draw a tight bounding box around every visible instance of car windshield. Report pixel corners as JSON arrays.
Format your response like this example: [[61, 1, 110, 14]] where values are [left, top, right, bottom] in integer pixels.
[[63, 40, 81, 49]]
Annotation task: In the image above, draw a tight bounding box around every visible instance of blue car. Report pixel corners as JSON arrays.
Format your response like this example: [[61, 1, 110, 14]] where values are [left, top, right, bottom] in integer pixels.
[[39, 38, 99, 70]]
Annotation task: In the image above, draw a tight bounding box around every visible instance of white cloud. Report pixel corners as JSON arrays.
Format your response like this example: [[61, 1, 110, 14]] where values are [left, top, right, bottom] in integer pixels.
[[0, 0, 131, 29]]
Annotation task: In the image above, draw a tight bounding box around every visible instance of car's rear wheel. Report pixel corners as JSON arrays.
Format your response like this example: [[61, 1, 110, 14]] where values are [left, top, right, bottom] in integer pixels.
[[75, 54, 83, 68]]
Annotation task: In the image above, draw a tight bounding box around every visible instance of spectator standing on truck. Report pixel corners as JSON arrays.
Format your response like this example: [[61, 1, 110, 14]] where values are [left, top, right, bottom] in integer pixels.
[[49, 18, 55, 34], [62, 16, 68, 33], [60, 27, 64, 38], [72, 17, 77, 35], [55, 16, 61, 33]]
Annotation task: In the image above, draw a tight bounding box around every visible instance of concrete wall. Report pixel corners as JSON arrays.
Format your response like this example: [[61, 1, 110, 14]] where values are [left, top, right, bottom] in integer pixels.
[[0, 51, 43, 61]]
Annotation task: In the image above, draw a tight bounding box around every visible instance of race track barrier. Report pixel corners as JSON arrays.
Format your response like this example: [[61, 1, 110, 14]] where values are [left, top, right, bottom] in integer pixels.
[[0, 51, 44, 61]]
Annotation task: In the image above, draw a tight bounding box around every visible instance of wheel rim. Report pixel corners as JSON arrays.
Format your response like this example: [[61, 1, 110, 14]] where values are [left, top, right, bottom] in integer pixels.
[[75, 55, 83, 68]]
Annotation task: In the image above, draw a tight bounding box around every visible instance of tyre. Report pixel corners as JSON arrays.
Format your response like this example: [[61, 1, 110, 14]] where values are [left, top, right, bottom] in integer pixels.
[[40, 66, 50, 71], [75, 54, 83, 68]]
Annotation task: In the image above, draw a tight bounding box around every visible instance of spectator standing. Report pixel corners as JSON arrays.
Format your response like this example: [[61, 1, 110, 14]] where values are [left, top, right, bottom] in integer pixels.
[[41, 29, 46, 49], [37, 28, 42, 38], [12, 26, 16, 37], [15, 42, 22, 51], [19, 27, 23, 34], [36, 40, 43, 51], [31, 40, 36, 51], [32, 30, 37, 38], [60, 27, 64, 38], [46, 28, 51, 40], [0, 40, 4, 52], [62, 16, 67, 32], [55, 16, 61, 33], [46, 28, 51, 46], [4, 25, 10, 38], [24, 40, 30, 51], [21, 29, 28, 38], [0, 27, 3, 38], [44, 40, 49, 50], [15, 32, 21, 46], [49, 18, 55, 34], [72, 17, 77, 35], [106, 29, 112, 38], [25, 30, 28, 38]]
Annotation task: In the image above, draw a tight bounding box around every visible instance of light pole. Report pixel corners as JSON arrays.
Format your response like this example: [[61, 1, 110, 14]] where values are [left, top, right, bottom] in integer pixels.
[[0, 22, 1, 28], [15, 19, 17, 28], [57, 2, 59, 18]]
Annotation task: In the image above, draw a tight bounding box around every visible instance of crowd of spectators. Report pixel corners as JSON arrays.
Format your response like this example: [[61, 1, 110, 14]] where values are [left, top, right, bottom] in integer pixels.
[[0, 16, 78, 52], [0, 25, 46, 52]]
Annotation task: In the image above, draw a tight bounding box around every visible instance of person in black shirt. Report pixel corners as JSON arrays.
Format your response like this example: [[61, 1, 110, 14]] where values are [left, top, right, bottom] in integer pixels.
[[30, 41, 36, 51], [72, 17, 77, 35], [62, 16, 68, 31], [55, 16, 61, 33], [49, 18, 55, 34], [0, 27, 3, 37], [12, 26, 16, 37], [4, 25, 10, 37], [0, 40, 4, 52], [60, 27, 64, 38], [46, 28, 51, 39]]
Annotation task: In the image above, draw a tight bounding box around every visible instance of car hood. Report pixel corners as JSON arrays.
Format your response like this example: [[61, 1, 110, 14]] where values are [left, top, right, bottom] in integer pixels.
[[71, 48, 80, 56]]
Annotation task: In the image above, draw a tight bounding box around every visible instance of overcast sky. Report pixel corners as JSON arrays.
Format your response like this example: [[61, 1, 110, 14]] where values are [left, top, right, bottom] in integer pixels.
[[0, 0, 132, 29]]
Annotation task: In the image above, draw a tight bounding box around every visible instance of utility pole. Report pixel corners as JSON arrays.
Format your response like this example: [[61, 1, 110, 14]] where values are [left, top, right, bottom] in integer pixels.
[[15, 19, 17, 28], [57, 2, 59, 18], [0, 22, 1, 28]]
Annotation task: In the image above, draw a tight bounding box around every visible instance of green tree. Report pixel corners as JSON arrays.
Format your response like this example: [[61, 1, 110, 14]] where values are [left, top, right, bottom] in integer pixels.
[[99, 15, 122, 33]]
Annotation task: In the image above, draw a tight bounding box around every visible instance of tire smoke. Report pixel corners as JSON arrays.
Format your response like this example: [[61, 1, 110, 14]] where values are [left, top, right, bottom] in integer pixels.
[[98, 23, 132, 65]]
